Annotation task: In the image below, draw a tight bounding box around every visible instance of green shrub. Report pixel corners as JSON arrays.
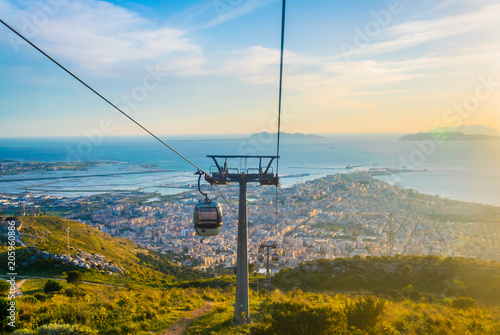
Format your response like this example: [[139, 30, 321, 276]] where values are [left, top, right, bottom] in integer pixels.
[[343, 296, 385, 332], [43, 280, 63, 294], [66, 271, 83, 285], [12, 330, 35, 335], [252, 300, 347, 335], [452, 297, 477, 310], [63, 287, 86, 298], [407, 291, 420, 301], [386, 289, 400, 300], [442, 297, 453, 305], [372, 288, 386, 297], [37, 323, 97, 335], [0, 280, 10, 295], [34, 293, 47, 302], [19, 296, 38, 304], [0, 297, 14, 331], [399, 264, 413, 277]]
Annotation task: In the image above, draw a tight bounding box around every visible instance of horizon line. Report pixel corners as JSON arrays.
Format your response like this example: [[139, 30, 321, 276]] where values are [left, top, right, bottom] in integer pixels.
[[0, 131, 413, 140]]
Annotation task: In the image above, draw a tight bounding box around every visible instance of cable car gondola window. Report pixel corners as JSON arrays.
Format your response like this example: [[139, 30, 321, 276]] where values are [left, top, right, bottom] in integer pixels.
[[198, 207, 218, 221], [271, 252, 279, 263]]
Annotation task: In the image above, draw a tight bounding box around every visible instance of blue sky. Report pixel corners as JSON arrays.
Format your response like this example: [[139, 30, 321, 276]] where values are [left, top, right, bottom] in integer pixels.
[[1, 0, 499, 137]]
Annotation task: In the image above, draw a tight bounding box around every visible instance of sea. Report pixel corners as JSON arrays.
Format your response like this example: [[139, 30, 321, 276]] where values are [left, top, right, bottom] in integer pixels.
[[0, 133, 499, 207]]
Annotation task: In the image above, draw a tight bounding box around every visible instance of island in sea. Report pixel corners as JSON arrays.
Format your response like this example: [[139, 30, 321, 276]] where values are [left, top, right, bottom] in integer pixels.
[[249, 131, 324, 140], [399, 124, 500, 141]]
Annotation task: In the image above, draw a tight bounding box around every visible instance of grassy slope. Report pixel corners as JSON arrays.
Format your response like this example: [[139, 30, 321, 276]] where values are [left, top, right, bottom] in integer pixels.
[[13, 276, 500, 335], [15, 279, 221, 335], [20, 216, 138, 262], [1, 215, 207, 284], [6, 216, 500, 334], [272, 255, 500, 303]]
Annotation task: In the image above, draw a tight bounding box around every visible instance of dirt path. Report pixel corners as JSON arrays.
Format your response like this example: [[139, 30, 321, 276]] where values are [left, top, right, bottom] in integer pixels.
[[164, 302, 214, 335], [15, 279, 27, 297], [0, 275, 123, 288]]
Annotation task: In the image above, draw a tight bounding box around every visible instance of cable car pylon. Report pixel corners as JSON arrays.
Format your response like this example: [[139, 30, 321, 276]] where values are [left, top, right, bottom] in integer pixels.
[[205, 0, 286, 324], [259, 240, 278, 280], [206, 155, 279, 324]]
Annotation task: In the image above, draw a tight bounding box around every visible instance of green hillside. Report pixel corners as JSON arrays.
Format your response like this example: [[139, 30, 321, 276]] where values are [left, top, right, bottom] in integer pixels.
[[273, 255, 500, 303], [20, 216, 138, 264], [3, 218, 500, 334], [1, 215, 208, 283]]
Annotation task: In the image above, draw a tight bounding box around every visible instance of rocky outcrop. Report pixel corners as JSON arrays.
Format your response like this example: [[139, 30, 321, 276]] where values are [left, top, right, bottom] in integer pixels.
[[21, 248, 125, 276]]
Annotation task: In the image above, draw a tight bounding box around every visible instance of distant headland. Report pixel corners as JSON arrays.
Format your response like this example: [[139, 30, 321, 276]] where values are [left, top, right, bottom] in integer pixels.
[[399, 124, 500, 141], [400, 132, 500, 141]]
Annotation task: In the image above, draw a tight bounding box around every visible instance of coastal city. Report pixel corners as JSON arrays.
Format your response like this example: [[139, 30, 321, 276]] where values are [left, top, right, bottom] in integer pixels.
[[1, 162, 499, 274]]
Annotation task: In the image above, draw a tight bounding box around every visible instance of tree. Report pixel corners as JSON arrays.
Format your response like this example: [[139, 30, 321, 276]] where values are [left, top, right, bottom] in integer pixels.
[[343, 296, 385, 332], [44, 280, 63, 294], [0, 280, 9, 296], [66, 270, 83, 285], [400, 264, 413, 278], [233, 262, 255, 275], [452, 297, 477, 310], [0, 297, 13, 331]]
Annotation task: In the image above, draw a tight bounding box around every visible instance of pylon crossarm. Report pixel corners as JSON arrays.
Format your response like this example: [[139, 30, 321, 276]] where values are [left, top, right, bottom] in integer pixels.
[[262, 157, 276, 175], [207, 155, 278, 185]]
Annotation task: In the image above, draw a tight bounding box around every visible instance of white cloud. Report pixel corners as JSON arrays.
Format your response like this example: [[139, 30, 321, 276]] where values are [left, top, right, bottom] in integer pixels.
[[1, 0, 205, 76], [3, 0, 498, 117], [203, 0, 277, 30], [172, 0, 278, 32], [203, 0, 500, 111], [351, 3, 500, 58], [209, 44, 435, 110], [209, 37, 500, 111], [211, 46, 282, 84]]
